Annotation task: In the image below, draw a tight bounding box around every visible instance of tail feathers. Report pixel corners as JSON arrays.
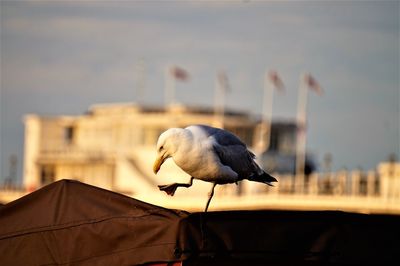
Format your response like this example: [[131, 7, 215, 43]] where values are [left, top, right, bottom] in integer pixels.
[[248, 171, 277, 186]]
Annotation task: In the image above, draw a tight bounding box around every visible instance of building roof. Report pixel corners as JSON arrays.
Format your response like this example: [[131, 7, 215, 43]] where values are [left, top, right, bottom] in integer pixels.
[[1, 180, 399, 265], [86, 102, 253, 118]]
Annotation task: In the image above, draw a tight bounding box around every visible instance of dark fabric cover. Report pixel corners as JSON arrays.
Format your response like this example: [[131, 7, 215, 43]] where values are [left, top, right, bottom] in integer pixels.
[[183, 211, 400, 265], [1, 179, 399, 266], [0, 180, 188, 266]]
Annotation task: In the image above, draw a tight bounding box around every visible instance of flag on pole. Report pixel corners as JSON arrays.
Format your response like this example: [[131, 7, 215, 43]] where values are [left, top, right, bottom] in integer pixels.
[[304, 73, 323, 95], [268, 70, 285, 91], [170, 66, 190, 81]]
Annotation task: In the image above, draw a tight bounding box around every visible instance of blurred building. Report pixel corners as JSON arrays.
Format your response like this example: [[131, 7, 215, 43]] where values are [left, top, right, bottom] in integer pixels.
[[23, 102, 298, 196], [3, 102, 397, 214]]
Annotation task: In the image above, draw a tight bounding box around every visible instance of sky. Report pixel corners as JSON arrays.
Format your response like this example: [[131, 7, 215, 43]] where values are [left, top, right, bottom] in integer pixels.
[[1, 0, 399, 183]]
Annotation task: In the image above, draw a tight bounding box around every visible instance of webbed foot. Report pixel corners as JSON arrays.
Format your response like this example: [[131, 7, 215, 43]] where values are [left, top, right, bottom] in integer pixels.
[[158, 183, 179, 196], [158, 177, 194, 196]]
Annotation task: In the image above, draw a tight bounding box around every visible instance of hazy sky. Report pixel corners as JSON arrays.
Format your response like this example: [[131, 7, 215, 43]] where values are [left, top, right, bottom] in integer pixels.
[[1, 1, 399, 182]]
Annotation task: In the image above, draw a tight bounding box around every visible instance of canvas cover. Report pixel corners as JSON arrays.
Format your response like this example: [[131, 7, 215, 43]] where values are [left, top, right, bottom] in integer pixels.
[[1, 179, 399, 266], [0, 180, 188, 265]]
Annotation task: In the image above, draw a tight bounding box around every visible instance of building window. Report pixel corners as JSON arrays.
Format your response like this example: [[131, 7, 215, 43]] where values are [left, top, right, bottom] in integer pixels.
[[64, 126, 75, 145], [40, 165, 55, 185]]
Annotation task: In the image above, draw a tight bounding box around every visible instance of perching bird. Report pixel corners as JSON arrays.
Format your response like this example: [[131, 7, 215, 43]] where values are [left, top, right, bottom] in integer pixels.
[[153, 124, 277, 212]]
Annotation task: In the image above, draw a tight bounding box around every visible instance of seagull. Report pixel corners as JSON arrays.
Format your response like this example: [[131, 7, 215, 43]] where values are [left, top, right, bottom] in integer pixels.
[[153, 124, 277, 212]]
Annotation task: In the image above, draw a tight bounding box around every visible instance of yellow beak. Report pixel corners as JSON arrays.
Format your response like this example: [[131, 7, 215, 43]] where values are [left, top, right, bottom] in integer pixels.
[[153, 154, 166, 174]]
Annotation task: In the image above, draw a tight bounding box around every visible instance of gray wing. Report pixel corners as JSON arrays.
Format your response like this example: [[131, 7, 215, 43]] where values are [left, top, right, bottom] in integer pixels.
[[211, 138, 259, 180]]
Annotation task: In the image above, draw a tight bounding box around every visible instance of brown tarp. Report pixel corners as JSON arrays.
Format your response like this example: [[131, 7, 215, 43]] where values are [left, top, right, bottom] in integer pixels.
[[0, 180, 188, 265], [1, 179, 399, 265]]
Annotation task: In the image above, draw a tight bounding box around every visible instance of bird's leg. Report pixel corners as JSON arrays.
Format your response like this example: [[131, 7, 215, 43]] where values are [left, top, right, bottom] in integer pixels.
[[158, 177, 194, 196], [204, 183, 217, 212]]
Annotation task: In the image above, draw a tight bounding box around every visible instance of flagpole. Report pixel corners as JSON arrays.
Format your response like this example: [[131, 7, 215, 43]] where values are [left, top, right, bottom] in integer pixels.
[[257, 71, 274, 155], [295, 73, 309, 194], [214, 70, 227, 129], [164, 65, 176, 106]]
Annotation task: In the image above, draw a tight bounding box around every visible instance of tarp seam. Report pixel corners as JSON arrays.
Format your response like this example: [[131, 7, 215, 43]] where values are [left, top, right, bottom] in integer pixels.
[[0, 210, 183, 239]]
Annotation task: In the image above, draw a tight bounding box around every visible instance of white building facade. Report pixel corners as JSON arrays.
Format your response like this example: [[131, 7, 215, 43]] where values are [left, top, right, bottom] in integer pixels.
[[23, 103, 265, 197]]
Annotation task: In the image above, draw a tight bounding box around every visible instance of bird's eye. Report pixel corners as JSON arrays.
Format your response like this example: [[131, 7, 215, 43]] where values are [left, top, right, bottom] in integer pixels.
[[158, 145, 164, 152]]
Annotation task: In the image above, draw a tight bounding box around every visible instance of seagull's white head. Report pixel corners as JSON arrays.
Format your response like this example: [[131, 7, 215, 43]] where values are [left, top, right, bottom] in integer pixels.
[[153, 128, 183, 174]]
